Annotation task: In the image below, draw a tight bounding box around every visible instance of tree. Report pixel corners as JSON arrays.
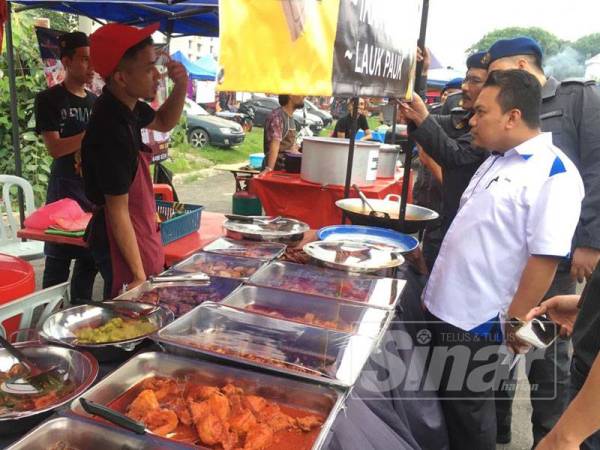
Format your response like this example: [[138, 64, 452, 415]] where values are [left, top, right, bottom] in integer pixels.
[[467, 27, 566, 57], [573, 33, 600, 60]]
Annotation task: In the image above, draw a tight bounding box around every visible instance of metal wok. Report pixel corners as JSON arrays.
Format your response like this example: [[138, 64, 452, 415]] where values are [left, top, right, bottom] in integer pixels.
[[336, 194, 439, 234]]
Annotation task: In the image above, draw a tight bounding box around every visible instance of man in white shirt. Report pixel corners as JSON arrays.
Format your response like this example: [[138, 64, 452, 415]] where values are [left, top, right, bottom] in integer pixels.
[[423, 69, 584, 450]]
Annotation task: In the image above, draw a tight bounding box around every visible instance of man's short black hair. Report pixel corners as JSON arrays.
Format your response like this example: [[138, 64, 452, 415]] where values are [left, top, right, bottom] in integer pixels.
[[484, 69, 542, 129], [278, 95, 290, 106], [122, 36, 154, 63], [59, 31, 89, 59]]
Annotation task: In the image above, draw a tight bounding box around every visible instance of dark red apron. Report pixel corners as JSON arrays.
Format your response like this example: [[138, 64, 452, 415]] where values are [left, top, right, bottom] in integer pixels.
[[105, 150, 164, 297]]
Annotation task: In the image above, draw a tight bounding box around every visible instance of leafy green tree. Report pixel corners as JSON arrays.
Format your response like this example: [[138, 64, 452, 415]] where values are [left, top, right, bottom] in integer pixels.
[[573, 33, 600, 60], [467, 27, 566, 57], [0, 11, 53, 204]]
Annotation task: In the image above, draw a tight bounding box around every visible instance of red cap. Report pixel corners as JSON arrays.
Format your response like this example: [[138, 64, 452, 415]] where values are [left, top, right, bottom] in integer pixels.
[[90, 22, 160, 78]]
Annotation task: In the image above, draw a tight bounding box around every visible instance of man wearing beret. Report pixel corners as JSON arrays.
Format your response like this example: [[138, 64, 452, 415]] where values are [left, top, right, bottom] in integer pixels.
[[82, 23, 188, 297], [34, 31, 99, 303], [399, 51, 489, 270], [487, 36, 600, 446]]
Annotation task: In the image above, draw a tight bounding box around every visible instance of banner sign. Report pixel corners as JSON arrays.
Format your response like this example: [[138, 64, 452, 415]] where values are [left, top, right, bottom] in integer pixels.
[[35, 27, 170, 161], [218, 0, 422, 98]]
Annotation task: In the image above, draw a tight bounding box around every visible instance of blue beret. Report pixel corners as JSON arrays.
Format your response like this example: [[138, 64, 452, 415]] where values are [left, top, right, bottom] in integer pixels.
[[444, 77, 464, 90], [484, 37, 543, 66], [466, 51, 487, 70]]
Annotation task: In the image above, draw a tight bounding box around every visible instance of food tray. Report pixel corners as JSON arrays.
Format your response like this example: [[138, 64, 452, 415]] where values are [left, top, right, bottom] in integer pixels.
[[249, 261, 406, 310], [156, 303, 374, 388], [223, 217, 309, 242], [170, 252, 268, 280], [6, 416, 182, 450], [156, 201, 203, 245], [222, 285, 390, 341], [114, 277, 242, 318], [71, 352, 345, 450], [203, 237, 286, 260]]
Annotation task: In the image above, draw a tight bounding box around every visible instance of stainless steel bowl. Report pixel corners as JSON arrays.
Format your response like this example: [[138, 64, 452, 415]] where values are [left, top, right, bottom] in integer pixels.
[[0, 343, 98, 434], [40, 301, 173, 362]]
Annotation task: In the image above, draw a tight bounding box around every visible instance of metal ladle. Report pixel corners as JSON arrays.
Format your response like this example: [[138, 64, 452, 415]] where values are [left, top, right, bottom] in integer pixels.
[[352, 184, 390, 219]]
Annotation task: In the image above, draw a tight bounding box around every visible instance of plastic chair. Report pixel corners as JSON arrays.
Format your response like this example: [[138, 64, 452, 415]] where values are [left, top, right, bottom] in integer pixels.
[[0, 282, 69, 341], [0, 175, 44, 260]]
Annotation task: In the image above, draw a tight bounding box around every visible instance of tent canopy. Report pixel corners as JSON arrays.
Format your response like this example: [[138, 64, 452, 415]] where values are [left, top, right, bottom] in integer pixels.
[[11, 0, 219, 37], [170, 50, 215, 80]]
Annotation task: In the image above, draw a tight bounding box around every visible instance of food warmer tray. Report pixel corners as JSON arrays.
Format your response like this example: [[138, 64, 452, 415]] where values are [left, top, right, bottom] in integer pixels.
[[222, 285, 391, 344], [71, 352, 345, 450], [223, 216, 309, 243], [114, 277, 242, 318], [156, 303, 375, 388], [203, 237, 287, 260], [6, 416, 182, 450], [169, 251, 268, 280], [248, 261, 406, 310]]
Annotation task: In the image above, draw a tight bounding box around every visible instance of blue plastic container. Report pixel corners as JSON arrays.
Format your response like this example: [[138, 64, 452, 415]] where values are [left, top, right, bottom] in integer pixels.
[[249, 153, 265, 169], [156, 201, 203, 245]]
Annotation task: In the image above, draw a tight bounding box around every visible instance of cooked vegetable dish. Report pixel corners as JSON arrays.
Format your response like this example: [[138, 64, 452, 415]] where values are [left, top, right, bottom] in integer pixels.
[[75, 317, 157, 344]]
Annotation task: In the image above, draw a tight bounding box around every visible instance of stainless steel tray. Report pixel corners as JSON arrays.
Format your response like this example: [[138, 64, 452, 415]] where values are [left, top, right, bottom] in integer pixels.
[[303, 240, 405, 273], [114, 277, 241, 318], [222, 285, 390, 342], [223, 216, 309, 243], [71, 351, 345, 450], [156, 303, 375, 388], [170, 251, 268, 280], [249, 261, 406, 310], [6, 416, 181, 450], [203, 237, 286, 260]]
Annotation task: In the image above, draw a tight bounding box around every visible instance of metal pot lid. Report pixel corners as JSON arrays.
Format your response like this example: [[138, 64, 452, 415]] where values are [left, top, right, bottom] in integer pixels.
[[303, 240, 405, 272], [317, 225, 418, 253], [223, 216, 310, 238]]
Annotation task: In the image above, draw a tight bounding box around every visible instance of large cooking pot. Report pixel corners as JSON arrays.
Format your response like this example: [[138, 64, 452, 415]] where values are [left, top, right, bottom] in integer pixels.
[[301, 137, 380, 186], [336, 194, 439, 234]]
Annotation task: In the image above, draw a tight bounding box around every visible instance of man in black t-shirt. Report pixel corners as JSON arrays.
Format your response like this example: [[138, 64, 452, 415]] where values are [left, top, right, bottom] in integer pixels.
[[524, 263, 600, 449], [333, 97, 372, 140], [34, 31, 99, 303]]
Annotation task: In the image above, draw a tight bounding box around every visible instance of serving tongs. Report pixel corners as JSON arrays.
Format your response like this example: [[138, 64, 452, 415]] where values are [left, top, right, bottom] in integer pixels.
[[80, 398, 147, 435], [81, 300, 159, 320], [352, 184, 390, 219], [149, 272, 210, 284], [0, 335, 64, 394], [225, 214, 283, 225]]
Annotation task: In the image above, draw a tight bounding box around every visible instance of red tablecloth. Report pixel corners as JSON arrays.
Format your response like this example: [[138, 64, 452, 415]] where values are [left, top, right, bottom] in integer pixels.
[[17, 211, 226, 267], [251, 172, 413, 229]]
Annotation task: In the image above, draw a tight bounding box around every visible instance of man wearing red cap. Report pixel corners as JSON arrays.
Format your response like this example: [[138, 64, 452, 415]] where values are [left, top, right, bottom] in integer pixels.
[[82, 23, 188, 297]]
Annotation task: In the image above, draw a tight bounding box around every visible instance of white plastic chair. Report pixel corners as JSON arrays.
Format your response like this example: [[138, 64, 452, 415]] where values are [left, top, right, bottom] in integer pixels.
[[0, 282, 69, 341], [0, 175, 44, 260]]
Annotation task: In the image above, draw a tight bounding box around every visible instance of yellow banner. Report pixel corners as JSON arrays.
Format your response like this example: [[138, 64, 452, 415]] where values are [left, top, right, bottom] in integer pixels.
[[219, 0, 422, 98]]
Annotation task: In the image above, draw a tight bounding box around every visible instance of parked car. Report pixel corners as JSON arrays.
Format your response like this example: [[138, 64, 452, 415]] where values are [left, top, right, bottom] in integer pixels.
[[304, 99, 332, 128], [239, 96, 324, 135], [184, 99, 245, 149]]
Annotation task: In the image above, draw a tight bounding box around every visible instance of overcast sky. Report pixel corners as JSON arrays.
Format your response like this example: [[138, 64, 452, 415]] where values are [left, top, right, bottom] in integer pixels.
[[425, 0, 599, 69]]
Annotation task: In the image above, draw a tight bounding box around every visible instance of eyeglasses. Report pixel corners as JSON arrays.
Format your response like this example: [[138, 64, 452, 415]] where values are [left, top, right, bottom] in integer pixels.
[[463, 76, 485, 85]]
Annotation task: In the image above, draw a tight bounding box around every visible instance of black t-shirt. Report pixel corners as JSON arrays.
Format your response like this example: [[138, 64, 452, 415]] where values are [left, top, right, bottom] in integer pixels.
[[81, 87, 155, 206], [572, 264, 600, 374], [35, 85, 96, 181], [333, 113, 369, 138]]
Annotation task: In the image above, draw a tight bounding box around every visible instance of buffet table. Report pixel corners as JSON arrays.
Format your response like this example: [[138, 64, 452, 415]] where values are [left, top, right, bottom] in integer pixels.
[[1, 227, 449, 450], [16, 211, 226, 267], [251, 172, 413, 229]]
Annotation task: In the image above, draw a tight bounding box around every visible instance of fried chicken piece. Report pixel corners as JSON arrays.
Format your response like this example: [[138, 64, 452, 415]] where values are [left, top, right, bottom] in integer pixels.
[[165, 397, 193, 426], [189, 399, 236, 450], [144, 409, 179, 436], [258, 403, 295, 432], [208, 391, 230, 422], [186, 384, 220, 402], [141, 376, 179, 401], [222, 383, 244, 397], [127, 389, 159, 421], [296, 414, 324, 431], [230, 407, 257, 436], [242, 423, 274, 450], [243, 395, 268, 414]]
